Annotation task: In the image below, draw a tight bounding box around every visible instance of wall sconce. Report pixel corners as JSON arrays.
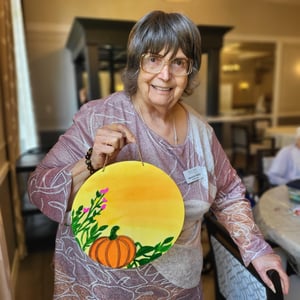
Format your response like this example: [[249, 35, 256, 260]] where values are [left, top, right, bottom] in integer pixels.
[[294, 62, 300, 76], [222, 64, 241, 72], [239, 81, 250, 90]]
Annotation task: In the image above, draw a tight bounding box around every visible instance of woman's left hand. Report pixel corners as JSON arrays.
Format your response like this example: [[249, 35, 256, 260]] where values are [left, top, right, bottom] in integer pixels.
[[251, 253, 289, 295]]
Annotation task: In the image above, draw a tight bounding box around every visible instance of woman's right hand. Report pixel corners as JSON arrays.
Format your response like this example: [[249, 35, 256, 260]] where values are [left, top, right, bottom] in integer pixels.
[[91, 123, 136, 170], [69, 123, 136, 210]]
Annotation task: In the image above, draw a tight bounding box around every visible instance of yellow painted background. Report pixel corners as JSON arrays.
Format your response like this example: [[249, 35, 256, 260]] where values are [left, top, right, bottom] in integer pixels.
[[72, 161, 184, 250]]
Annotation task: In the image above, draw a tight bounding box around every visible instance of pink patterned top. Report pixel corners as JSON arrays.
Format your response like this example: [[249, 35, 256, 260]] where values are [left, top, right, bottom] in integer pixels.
[[28, 91, 272, 299]]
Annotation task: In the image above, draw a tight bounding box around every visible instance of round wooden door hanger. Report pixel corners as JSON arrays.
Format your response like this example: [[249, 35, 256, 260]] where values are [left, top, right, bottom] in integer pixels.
[[71, 160, 184, 269]]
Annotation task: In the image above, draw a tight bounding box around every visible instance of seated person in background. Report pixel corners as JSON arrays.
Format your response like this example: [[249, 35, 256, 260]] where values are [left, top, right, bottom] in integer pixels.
[[267, 127, 300, 185]]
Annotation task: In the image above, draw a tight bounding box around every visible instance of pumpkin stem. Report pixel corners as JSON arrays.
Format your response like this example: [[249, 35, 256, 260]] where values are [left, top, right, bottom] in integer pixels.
[[109, 225, 120, 240]]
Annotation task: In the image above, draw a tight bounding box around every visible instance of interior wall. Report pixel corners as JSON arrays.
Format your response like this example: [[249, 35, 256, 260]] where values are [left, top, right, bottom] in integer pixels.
[[25, 29, 77, 131], [279, 42, 300, 115], [220, 55, 274, 112], [22, 0, 300, 132], [23, 0, 300, 36], [183, 54, 208, 115]]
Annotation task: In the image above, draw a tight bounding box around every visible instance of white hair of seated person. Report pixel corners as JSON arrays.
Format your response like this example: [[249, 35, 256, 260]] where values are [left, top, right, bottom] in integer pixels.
[[296, 127, 300, 139], [295, 127, 300, 148]]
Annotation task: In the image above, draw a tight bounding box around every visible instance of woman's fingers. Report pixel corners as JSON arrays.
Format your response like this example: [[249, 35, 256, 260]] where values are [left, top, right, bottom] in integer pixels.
[[252, 254, 290, 295], [91, 123, 136, 169], [96, 124, 135, 145]]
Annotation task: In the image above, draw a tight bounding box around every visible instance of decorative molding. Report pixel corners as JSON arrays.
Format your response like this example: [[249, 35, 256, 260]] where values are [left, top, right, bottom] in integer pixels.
[[264, 0, 300, 5], [225, 33, 300, 44], [277, 111, 300, 117], [26, 22, 70, 34], [164, 0, 191, 2], [11, 248, 20, 295], [0, 141, 6, 150], [0, 161, 9, 186]]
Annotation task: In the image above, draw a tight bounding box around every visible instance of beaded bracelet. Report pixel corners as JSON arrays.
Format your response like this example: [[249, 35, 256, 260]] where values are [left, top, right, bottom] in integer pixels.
[[85, 147, 96, 175]]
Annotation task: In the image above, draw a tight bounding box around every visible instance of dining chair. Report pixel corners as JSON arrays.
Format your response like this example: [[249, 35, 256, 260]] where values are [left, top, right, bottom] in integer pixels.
[[203, 210, 284, 300], [252, 118, 272, 142], [256, 148, 279, 196], [231, 123, 275, 173]]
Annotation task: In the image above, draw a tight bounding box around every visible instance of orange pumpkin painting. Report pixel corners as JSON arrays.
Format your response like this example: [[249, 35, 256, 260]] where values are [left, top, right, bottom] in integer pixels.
[[71, 161, 184, 269], [89, 225, 136, 268]]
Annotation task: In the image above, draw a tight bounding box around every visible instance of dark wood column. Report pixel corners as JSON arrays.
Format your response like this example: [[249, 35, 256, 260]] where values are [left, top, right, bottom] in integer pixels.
[[85, 43, 101, 100], [198, 25, 232, 141], [66, 18, 135, 106], [207, 48, 220, 116]]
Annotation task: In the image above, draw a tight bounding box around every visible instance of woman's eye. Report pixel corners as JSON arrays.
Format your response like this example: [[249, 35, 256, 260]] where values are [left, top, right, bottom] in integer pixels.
[[149, 56, 159, 63], [173, 59, 185, 66]]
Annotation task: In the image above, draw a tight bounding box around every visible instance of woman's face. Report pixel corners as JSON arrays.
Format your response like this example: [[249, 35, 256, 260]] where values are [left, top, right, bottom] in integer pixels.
[[135, 48, 189, 110]]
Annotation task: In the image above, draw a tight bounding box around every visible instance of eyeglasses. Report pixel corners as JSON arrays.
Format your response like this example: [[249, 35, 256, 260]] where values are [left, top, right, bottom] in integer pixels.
[[140, 53, 193, 76]]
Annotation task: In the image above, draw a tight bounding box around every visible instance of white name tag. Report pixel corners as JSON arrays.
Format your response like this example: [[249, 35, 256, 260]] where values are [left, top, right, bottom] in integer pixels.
[[183, 166, 202, 184]]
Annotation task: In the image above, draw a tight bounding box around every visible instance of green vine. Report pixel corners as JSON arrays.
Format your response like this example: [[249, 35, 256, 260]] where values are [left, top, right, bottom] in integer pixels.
[[71, 188, 109, 251], [126, 236, 174, 268]]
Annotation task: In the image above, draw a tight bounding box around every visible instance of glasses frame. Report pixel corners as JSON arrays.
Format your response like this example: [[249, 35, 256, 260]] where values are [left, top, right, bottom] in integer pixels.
[[140, 53, 193, 77]]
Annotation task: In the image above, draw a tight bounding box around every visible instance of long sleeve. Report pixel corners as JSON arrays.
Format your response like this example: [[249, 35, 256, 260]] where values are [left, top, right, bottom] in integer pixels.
[[27, 103, 96, 223], [186, 108, 273, 267], [186, 107, 273, 265], [211, 136, 273, 266]]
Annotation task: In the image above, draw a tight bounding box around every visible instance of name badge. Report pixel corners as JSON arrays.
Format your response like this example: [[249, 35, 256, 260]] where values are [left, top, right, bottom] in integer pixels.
[[183, 166, 202, 184]]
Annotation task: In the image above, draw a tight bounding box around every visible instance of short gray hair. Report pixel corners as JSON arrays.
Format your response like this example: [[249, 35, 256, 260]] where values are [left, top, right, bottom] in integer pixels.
[[122, 10, 202, 96]]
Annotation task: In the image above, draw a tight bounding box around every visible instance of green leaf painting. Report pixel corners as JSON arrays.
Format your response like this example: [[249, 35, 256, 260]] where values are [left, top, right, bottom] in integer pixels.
[[72, 186, 175, 268]]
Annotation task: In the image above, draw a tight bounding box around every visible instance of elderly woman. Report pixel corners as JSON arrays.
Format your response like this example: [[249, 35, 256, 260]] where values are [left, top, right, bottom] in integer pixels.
[[28, 10, 289, 299]]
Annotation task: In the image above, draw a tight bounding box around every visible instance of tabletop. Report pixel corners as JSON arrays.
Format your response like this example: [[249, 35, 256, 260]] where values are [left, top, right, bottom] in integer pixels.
[[265, 126, 298, 148], [16, 148, 48, 173], [253, 185, 300, 274]]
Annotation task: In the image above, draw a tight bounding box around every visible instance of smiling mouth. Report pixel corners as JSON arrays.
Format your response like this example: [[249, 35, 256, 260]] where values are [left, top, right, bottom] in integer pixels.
[[151, 85, 172, 91]]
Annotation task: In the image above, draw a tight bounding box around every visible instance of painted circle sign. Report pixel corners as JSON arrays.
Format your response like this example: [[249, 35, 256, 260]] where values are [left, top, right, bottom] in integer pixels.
[[71, 161, 184, 269]]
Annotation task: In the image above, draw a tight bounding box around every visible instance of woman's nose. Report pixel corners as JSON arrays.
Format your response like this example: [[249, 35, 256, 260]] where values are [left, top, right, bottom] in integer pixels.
[[157, 64, 171, 80]]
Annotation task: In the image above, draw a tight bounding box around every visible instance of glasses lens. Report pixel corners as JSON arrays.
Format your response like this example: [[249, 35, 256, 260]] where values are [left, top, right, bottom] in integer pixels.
[[141, 54, 163, 74], [170, 58, 191, 76], [141, 54, 191, 76]]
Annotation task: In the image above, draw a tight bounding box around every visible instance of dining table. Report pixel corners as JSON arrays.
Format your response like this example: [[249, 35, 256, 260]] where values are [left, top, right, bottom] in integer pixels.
[[253, 185, 300, 275], [265, 125, 299, 148]]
